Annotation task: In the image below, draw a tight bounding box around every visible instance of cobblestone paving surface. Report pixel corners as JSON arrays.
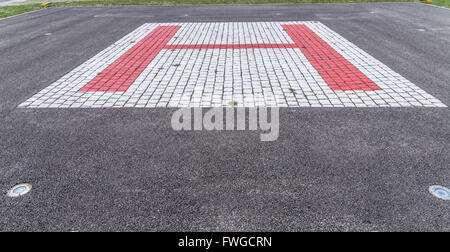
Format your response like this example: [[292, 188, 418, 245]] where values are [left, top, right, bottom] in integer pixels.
[[19, 21, 447, 108]]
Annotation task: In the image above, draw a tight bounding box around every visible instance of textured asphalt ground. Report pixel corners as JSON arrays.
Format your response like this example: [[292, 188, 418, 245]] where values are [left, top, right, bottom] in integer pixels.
[[0, 3, 449, 232]]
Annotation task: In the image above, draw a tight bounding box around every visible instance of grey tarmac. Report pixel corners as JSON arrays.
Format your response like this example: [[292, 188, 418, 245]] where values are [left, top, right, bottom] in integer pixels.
[[0, 3, 449, 231]]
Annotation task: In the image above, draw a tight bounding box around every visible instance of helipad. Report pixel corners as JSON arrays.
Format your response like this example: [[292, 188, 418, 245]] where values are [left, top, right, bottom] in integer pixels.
[[19, 22, 446, 108]]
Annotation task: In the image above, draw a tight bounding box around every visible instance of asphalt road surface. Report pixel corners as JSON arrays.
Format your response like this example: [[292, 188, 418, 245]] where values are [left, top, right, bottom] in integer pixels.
[[0, 0, 27, 6], [0, 3, 449, 232]]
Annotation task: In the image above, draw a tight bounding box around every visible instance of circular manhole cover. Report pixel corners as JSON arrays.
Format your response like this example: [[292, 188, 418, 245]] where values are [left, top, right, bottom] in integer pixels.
[[429, 185, 450, 200], [7, 183, 32, 198]]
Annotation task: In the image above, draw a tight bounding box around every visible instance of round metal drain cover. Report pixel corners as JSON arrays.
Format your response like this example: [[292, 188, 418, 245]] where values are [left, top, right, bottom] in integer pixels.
[[7, 183, 32, 198], [429, 185, 450, 200]]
